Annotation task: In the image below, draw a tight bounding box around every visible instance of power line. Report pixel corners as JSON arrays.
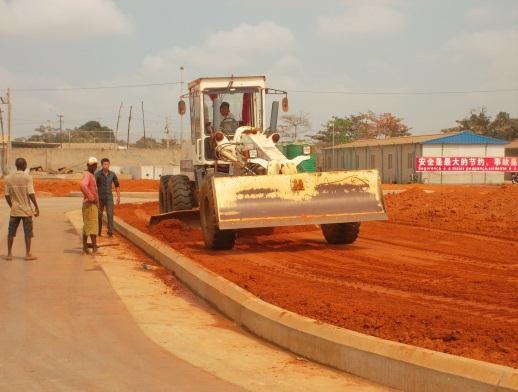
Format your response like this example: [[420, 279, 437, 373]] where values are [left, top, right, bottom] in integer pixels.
[[287, 87, 518, 96], [10, 81, 182, 92], [6, 80, 517, 95]]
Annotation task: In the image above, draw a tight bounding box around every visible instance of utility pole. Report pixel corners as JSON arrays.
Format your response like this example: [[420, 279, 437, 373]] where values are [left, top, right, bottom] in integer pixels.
[[127, 105, 132, 149], [115, 102, 123, 149], [58, 114, 68, 145], [331, 121, 335, 170], [0, 89, 13, 172], [164, 116, 170, 149], [0, 107, 5, 175], [141, 101, 146, 148], [6, 89, 12, 170], [179, 66, 184, 144]]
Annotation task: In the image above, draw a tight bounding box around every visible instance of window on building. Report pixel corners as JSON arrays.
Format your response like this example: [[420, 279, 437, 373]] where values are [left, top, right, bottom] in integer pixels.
[[370, 154, 376, 169], [388, 154, 393, 169], [355, 155, 360, 169], [407, 152, 414, 169]]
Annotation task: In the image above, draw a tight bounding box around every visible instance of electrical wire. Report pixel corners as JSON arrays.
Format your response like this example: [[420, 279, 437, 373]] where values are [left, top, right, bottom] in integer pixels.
[[4, 81, 517, 95], [287, 87, 518, 96], [10, 81, 182, 92]]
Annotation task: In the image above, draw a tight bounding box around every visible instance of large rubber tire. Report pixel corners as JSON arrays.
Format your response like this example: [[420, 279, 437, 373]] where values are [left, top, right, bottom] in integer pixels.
[[167, 175, 193, 212], [321, 222, 360, 245], [199, 177, 236, 250], [158, 175, 171, 213]]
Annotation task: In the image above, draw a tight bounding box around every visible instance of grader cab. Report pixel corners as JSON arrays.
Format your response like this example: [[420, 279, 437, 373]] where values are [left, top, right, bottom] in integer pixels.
[[152, 75, 387, 250]]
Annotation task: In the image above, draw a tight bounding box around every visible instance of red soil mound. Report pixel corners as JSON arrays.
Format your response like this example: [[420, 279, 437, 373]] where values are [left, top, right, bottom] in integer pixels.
[[0, 179, 159, 197], [116, 186, 518, 367]]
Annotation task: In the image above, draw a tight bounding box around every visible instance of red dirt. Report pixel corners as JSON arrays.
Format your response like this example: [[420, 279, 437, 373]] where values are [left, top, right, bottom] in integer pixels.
[[116, 185, 518, 368], [0, 179, 159, 197], [384, 185, 518, 240]]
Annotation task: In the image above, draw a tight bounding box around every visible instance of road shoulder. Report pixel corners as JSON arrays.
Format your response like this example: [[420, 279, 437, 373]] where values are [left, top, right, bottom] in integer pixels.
[[67, 210, 388, 392]]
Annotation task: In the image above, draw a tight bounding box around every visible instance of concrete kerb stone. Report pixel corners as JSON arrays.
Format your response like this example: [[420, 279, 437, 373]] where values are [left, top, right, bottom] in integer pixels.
[[113, 216, 518, 392]]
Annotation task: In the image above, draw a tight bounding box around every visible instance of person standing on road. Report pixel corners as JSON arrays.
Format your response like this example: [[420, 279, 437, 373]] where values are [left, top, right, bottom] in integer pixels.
[[3, 157, 39, 261], [80, 157, 100, 255], [95, 158, 120, 237]]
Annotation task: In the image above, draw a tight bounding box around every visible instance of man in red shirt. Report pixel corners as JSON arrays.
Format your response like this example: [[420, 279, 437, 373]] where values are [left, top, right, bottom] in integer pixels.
[[80, 157, 100, 255]]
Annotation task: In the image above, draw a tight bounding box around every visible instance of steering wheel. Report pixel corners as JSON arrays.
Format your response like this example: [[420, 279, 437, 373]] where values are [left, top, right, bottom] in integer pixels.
[[220, 117, 239, 134]]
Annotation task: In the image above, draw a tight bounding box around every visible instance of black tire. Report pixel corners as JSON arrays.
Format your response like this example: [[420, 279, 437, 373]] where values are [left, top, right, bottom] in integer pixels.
[[167, 175, 193, 212], [199, 177, 236, 250], [159, 175, 170, 213], [321, 222, 360, 245]]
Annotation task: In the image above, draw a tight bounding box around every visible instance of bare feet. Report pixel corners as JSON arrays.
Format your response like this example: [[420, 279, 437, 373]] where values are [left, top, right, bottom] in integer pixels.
[[24, 255, 38, 261], [4, 255, 13, 261], [82, 248, 91, 255]]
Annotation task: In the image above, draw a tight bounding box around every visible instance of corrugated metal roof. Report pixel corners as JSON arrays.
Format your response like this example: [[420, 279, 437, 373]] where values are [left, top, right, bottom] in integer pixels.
[[423, 130, 508, 145], [322, 132, 455, 149]]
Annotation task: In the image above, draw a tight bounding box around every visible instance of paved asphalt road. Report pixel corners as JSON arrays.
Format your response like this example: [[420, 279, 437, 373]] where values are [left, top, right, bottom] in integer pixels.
[[0, 198, 241, 391]]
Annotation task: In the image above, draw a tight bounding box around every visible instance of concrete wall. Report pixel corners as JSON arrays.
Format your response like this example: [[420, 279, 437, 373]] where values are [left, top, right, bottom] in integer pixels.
[[322, 143, 421, 184], [422, 144, 505, 184], [1, 147, 181, 173], [322, 143, 507, 184]]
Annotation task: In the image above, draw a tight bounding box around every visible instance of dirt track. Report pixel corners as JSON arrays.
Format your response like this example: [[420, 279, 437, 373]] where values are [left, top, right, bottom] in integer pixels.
[[0, 179, 159, 196], [116, 185, 518, 368]]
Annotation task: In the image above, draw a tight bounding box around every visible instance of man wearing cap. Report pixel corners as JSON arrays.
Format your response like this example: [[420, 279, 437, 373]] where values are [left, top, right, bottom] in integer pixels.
[[80, 157, 100, 255]]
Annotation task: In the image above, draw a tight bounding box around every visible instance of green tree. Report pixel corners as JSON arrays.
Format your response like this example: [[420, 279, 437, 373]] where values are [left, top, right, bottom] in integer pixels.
[[28, 121, 118, 143], [310, 116, 360, 145], [74, 121, 116, 143], [134, 136, 160, 148], [310, 112, 410, 145], [444, 108, 518, 141]]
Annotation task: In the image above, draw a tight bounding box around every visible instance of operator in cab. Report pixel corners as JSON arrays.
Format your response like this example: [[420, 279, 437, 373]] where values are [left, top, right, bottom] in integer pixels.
[[219, 101, 239, 134], [219, 102, 235, 122]]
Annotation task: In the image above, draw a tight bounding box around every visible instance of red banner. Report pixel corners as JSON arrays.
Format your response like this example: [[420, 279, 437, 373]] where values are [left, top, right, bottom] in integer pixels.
[[416, 157, 518, 172]]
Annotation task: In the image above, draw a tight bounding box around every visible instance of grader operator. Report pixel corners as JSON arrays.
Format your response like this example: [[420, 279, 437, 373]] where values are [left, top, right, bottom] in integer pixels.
[[151, 76, 387, 250]]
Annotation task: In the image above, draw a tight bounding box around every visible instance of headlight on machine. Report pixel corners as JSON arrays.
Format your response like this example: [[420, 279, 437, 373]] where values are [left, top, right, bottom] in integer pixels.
[[243, 149, 258, 159]]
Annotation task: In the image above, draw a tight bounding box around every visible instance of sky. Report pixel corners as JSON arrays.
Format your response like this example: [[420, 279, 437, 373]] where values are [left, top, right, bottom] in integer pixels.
[[0, 0, 517, 142]]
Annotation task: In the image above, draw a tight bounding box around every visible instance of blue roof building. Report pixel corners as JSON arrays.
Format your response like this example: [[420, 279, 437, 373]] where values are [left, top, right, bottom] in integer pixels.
[[320, 131, 509, 184]]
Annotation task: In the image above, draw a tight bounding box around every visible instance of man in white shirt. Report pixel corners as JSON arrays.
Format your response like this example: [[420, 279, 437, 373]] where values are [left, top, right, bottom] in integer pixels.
[[4, 158, 39, 261], [219, 101, 235, 121], [219, 101, 238, 133]]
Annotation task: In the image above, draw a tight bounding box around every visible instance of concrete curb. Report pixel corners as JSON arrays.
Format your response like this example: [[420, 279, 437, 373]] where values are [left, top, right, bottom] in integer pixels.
[[113, 216, 518, 392], [69, 191, 158, 199]]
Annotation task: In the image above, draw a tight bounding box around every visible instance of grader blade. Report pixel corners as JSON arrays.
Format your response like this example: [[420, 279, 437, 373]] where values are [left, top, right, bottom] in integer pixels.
[[212, 170, 387, 230], [149, 209, 200, 226]]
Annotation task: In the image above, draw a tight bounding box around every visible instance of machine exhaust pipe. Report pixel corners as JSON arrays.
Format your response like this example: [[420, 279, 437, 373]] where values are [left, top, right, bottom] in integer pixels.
[[269, 101, 279, 132]]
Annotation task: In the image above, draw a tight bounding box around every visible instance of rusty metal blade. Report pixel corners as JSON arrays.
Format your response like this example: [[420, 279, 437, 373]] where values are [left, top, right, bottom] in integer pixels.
[[149, 208, 200, 226], [212, 170, 387, 230]]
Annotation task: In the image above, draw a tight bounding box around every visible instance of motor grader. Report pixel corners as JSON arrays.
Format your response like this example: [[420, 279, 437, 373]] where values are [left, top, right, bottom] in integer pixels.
[[151, 75, 387, 250]]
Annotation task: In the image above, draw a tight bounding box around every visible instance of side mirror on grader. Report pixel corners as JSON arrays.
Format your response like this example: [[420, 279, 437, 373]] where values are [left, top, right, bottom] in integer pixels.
[[282, 96, 289, 112], [178, 99, 186, 116], [152, 75, 387, 251]]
